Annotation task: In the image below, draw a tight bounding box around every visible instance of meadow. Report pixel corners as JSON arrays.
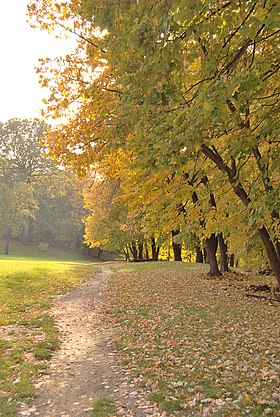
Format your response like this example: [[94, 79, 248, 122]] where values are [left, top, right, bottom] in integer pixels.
[[0, 242, 98, 417], [1, 241, 279, 417]]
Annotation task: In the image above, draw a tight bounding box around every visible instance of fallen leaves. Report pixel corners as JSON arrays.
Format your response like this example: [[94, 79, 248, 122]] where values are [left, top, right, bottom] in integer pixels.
[[108, 268, 280, 416]]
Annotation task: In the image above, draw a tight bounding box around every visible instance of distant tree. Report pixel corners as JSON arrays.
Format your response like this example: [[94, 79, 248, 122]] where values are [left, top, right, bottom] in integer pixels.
[[0, 182, 36, 254], [0, 118, 54, 243], [0, 118, 52, 183], [0, 119, 86, 251]]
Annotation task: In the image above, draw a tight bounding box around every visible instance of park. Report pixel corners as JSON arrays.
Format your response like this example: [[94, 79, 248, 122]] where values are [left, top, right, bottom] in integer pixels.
[[0, 0, 279, 416]]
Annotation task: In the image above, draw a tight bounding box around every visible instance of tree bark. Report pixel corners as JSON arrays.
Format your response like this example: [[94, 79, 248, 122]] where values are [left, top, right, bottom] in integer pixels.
[[138, 242, 144, 261], [124, 245, 130, 261], [172, 230, 182, 261], [229, 253, 235, 268], [145, 248, 150, 261], [258, 227, 280, 289], [195, 245, 204, 263], [204, 234, 220, 276], [201, 144, 280, 287], [219, 233, 229, 272], [151, 237, 159, 261], [130, 240, 138, 261]]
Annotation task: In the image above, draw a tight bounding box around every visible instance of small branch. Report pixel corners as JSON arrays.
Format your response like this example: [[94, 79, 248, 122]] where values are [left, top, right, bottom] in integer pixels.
[[222, 2, 257, 49], [245, 293, 280, 302], [55, 19, 107, 53]]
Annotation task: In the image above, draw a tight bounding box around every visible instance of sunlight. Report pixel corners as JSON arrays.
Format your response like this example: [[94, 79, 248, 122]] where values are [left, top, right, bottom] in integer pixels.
[[0, 0, 76, 122]]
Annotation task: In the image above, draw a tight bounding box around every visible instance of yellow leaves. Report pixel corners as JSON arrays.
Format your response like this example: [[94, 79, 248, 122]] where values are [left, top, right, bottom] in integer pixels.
[[188, 57, 201, 73]]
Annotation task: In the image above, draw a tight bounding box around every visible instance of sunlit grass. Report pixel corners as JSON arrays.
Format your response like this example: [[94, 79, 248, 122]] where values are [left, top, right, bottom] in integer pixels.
[[117, 260, 208, 273], [0, 251, 98, 416]]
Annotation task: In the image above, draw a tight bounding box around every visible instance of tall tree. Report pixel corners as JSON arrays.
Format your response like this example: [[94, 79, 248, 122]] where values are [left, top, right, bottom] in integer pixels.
[[28, 1, 280, 285]]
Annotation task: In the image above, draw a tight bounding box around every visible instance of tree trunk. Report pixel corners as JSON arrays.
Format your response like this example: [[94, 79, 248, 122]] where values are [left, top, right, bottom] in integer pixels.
[[201, 144, 280, 287], [219, 233, 229, 272], [138, 242, 144, 261], [130, 240, 138, 261], [229, 253, 235, 267], [145, 248, 150, 261], [172, 230, 182, 261], [4, 235, 10, 255], [258, 227, 280, 289], [204, 248, 209, 263], [204, 234, 220, 276], [124, 247, 130, 261], [195, 245, 204, 263], [151, 237, 159, 261]]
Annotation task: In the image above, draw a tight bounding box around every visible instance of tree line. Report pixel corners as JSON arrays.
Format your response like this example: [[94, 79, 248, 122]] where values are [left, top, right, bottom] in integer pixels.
[[0, 118, 86, 254], [27, 0, 279, 286]]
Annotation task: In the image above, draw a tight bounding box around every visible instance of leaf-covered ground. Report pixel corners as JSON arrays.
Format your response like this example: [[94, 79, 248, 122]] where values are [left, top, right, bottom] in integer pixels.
[[108, 265, 280, 417]]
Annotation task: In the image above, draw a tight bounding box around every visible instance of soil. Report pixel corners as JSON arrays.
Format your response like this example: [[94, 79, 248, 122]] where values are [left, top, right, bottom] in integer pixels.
[[17, 264, 161, 417]]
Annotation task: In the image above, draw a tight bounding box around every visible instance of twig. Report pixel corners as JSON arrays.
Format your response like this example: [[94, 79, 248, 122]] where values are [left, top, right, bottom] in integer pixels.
[[245, 293, 280, 302]]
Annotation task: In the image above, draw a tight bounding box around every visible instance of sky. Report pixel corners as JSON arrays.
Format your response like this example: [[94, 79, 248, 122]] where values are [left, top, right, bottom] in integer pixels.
[[0, 0, 75, 122]]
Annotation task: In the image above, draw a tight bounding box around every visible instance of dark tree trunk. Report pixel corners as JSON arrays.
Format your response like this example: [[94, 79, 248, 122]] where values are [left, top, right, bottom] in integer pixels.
[[201, 144, 280, 287], [151, 237, 159, 261], [204, 234, 220, 276], [123, 248, 130, 261], [219, 233, 229, 272], [229, 253, 235, 268], [130, 240, 138, 261], [172, 230, 182, 261], [124, 245, 130, 261], [138, 242, 144, 261], [195, 245, 204, 263], [145, 248, 150, 261], [204, 248, 209, 263], [258, 227, 280, 289], [4, 235, 10, 255]]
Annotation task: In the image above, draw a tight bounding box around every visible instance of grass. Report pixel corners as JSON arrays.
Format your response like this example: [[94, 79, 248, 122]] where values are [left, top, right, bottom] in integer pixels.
[[0, 243, 98, 417], [91, 397, 116, 417], [108, 263, 280, 417], [118, 260, 208, 273]]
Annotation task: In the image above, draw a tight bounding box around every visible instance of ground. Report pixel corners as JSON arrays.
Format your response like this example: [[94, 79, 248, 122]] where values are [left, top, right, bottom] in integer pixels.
[[17, 264, 159, 417], [12, 262, 280, 417]]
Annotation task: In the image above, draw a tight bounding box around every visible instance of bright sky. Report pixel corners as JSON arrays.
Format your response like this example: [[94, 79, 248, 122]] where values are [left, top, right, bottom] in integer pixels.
[[0, 0, 75, 122]]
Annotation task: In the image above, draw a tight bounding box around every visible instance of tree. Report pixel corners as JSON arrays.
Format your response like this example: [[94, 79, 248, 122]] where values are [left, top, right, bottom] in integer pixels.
[[0, 119, 86, 251], [0, 118, 55, 243], [0, 182, 36, 254], [28, 1, 280, 286]]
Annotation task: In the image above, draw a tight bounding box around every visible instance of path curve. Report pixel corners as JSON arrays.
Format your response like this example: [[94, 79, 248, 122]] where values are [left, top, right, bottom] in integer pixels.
[[17, 263, 153, 417]]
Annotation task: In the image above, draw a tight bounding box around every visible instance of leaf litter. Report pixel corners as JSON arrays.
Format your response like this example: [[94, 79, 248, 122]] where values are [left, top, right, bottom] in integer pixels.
[[107, 268, 280, 417]]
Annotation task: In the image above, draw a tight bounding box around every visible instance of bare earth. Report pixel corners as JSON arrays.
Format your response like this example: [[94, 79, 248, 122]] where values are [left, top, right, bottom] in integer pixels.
[[17, 264, 160, 417]]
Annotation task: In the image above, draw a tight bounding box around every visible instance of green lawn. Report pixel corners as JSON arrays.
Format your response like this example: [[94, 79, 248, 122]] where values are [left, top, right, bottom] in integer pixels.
[[109, 264, 280, 417], [0, 248, 98, 416]]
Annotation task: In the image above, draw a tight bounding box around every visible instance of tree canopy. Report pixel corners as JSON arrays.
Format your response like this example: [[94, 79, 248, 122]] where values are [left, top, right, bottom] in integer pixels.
[[28, 0, 280, 285], [0, 118, 86, 253]]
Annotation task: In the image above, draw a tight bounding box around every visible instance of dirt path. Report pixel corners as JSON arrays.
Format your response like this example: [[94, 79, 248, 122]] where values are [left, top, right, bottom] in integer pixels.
[[17, 264, 158, 417]]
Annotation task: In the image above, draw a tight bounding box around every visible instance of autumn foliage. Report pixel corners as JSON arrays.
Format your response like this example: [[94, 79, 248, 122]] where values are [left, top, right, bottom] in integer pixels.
[[28, 0, 280, 286]]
